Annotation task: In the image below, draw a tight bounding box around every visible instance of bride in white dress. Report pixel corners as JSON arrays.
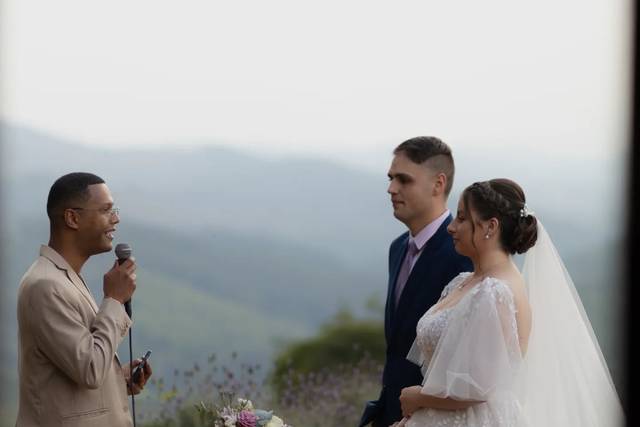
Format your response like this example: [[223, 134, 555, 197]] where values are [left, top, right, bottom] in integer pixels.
[[393, 179, 624, 427]]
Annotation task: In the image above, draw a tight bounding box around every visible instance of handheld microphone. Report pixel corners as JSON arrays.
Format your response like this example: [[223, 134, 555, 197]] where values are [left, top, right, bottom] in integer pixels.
[[115, 243, 133, 318], [115, 242, 139, 426]]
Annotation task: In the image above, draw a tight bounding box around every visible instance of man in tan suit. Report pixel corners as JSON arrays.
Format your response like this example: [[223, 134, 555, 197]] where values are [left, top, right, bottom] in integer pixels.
[[16, 172, 151, 426]]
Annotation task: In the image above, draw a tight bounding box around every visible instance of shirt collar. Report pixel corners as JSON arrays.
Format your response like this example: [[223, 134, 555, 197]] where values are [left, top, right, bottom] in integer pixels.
[[40, 245, 75, 272], [409, 209, 450, 251]]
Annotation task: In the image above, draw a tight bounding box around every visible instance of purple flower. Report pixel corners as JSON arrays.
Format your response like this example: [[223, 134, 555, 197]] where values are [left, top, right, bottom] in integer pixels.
[[237, 410, 258, 427]]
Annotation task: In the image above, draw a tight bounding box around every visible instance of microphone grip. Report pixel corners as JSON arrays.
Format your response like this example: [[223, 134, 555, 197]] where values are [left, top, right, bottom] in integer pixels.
[[118, 257, 132, 319]]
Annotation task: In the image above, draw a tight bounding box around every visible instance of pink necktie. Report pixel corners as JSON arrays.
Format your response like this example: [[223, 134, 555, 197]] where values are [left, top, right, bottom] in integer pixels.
[[395, 240, 419, 307]]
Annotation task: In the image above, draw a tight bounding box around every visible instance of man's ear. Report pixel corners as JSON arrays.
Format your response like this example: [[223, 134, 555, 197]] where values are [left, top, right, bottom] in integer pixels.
[[432, 172, 447, 197], [63, 209, 81, 230]]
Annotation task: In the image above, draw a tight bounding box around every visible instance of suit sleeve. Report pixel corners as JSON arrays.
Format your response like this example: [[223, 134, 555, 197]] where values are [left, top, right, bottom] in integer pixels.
[[28, 280, 132, 389]]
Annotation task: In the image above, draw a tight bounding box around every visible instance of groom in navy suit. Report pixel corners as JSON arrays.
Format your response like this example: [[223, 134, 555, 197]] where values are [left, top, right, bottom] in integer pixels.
[[359, 137, 472, 427]]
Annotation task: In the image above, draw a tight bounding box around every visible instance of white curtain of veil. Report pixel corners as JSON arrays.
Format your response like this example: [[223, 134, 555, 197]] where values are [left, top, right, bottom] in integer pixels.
[[519, 222, 625, 426]]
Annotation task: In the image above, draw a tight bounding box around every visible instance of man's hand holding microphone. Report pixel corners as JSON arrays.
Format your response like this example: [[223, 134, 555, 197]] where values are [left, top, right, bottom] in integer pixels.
[[103, 256, 137, 306], [102, 246, 153, 396]]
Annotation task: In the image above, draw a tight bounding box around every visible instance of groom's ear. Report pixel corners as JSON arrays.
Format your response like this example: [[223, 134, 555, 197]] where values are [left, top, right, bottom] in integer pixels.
[[432, 172, 447, 197]]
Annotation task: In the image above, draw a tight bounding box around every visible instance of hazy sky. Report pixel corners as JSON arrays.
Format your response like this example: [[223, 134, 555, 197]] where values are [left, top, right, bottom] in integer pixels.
[[1, 0, 632, 171]]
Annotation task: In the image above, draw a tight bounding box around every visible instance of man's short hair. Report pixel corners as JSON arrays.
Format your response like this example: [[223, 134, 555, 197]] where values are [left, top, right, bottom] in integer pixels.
[[46, 172, 105, 222], [394, 136, 455, 196]]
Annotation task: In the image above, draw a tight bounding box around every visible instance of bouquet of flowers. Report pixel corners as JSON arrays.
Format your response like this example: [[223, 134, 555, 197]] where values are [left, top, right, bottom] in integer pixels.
[[196, 393, 291, 427]]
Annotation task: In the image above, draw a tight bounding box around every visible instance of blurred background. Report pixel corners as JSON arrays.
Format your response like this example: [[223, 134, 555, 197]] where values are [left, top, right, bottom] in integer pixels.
[[0, 0, 632, 425]]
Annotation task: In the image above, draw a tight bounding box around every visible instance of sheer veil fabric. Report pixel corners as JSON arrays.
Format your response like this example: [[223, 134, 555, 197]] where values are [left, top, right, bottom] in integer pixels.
[[405, 222, 625, 426], [518, 222, 624, 426]]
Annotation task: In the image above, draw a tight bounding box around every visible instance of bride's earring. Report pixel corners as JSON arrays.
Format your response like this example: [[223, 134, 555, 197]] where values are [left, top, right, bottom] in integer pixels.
[[484, 233, 490, 239]]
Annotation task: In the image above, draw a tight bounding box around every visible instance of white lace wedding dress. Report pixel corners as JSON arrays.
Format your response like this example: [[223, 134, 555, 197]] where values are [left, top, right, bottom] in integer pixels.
[[405, 273, 524, 427], [404, 223, 625, 427]]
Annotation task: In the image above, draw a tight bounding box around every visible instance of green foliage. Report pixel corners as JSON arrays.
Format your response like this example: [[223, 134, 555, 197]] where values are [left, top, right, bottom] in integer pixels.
[[270, 308, 384, 396]]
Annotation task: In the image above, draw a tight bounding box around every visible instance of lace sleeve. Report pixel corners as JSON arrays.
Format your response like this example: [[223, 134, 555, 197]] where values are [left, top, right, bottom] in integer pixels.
[[420, 278, 523, 401]]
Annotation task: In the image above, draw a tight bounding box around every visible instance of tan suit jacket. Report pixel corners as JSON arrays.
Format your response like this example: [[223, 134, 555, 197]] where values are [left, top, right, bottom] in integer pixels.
[[16, 246, 133, 427]]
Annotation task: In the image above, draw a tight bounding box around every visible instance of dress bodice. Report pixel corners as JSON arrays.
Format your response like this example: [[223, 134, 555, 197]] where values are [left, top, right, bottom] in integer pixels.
[[414, 273, 471, 368], [405, 273, 525, 427], [415, 303, 454, 368]]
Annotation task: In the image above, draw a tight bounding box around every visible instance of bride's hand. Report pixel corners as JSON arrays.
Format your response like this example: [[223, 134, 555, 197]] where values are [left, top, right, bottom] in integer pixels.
[[390, 417, 409, 427], [400, 385, 424, 417]]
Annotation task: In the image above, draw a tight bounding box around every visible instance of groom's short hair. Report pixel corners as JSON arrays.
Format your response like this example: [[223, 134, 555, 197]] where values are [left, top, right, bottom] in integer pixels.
[[394, 136, 455, 196]]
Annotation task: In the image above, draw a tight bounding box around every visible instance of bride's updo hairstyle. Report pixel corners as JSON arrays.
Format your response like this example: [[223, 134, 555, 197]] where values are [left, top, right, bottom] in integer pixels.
[[462, 178, 537, 254]]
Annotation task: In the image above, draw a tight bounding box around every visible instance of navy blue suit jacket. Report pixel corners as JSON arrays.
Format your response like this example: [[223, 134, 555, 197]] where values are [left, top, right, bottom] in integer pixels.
[[359, 215, 472, 427]]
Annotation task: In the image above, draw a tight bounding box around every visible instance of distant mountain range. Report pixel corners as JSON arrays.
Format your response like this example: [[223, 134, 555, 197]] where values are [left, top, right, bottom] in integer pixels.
[[0, 122, 627, 423]]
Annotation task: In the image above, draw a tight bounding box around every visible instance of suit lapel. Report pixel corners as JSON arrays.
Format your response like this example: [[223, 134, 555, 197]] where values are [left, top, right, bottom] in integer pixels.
[[386, 234, 409, 339], [64, 269, 100, 314], [389, 216, 453, 338], [40, 246, 100, 314]]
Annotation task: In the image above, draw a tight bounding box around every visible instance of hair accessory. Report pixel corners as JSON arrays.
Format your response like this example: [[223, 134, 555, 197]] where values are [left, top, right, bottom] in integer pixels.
[[520, 205, 534, 218]]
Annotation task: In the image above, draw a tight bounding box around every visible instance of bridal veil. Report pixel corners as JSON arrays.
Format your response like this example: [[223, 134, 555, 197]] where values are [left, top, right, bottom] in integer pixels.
[[519, 222, 625, 426]]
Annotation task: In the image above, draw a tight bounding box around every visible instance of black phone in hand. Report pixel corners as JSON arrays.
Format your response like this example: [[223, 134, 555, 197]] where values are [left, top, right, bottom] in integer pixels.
[[131, 350, 151, 383]]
